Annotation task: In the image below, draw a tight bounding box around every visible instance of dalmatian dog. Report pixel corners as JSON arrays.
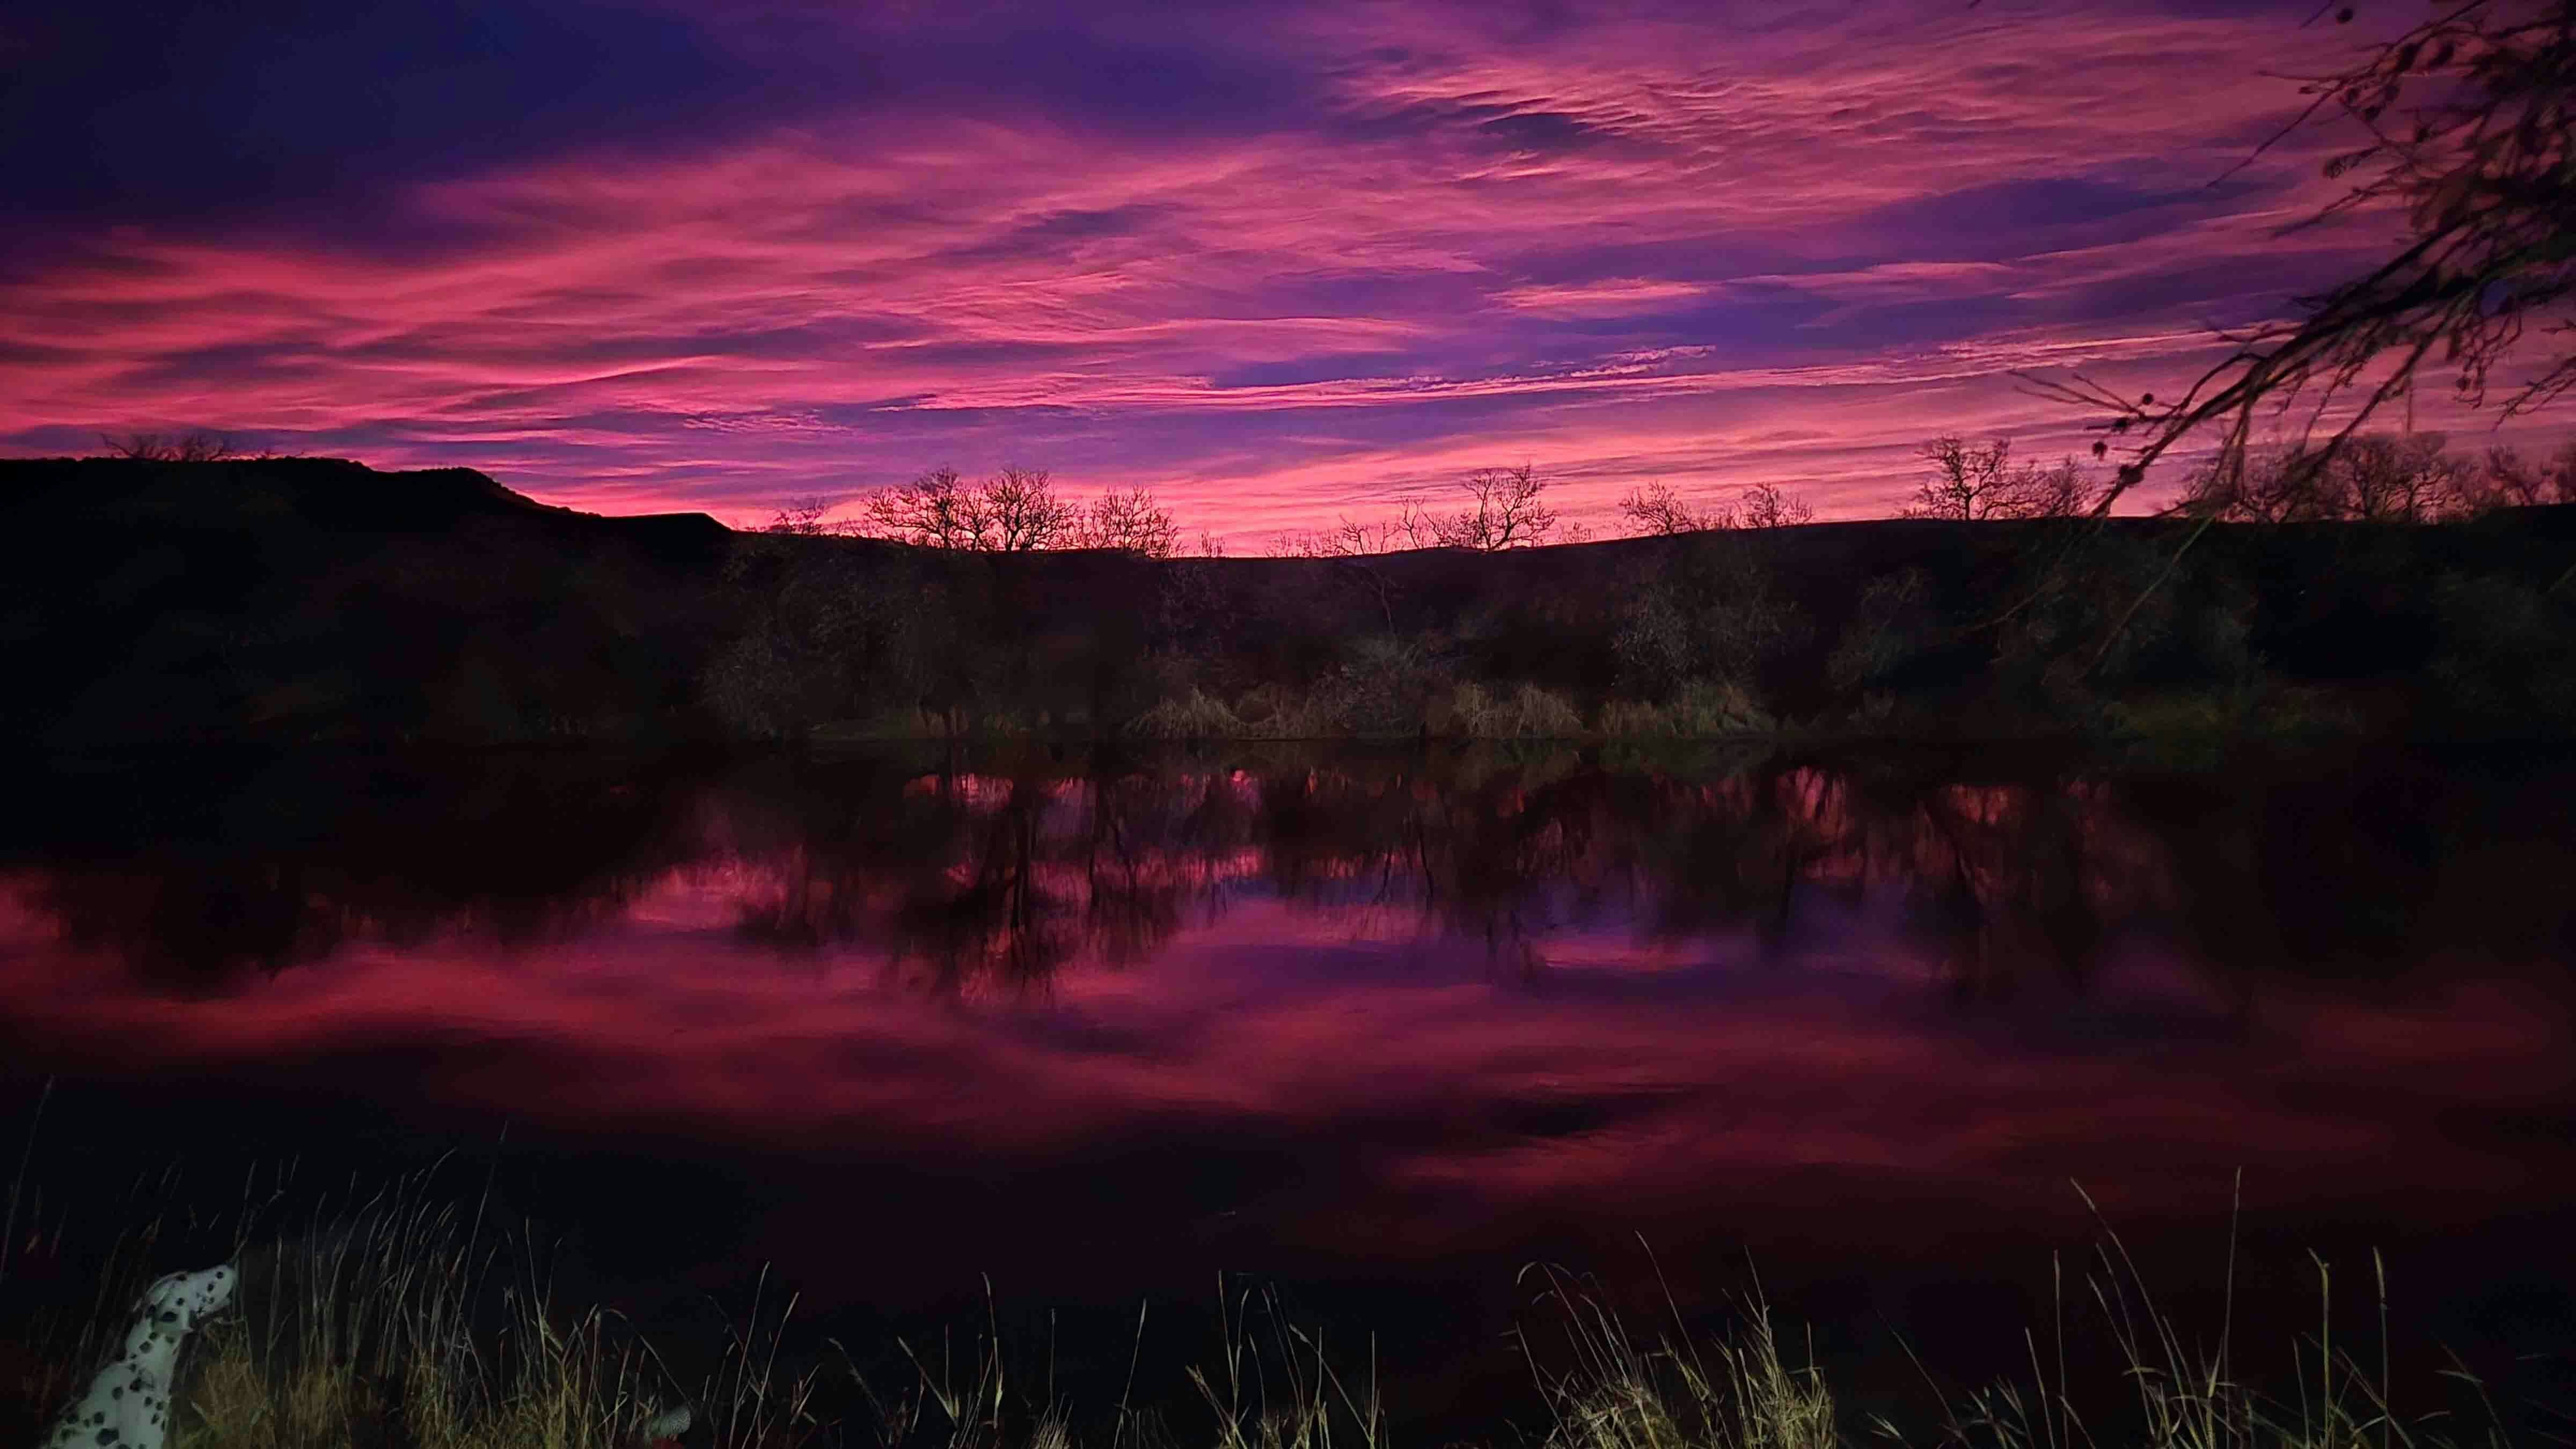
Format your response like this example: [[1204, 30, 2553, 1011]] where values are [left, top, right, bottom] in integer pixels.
[[44, 1264, 237, 1449], [635, 1401, 693, 1448]]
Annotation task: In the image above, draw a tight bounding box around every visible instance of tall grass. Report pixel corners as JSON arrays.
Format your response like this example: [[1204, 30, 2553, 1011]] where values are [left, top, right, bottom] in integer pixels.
[[1444, 683, 1586, 740], [1517, 1234, 2509, 1449], [1125, 691, 1256, 741], [1, 1157, 2528, 1449], [1516, 1262, 1832, 1449], [1596, 682, 1774, 738], [836, 1278, 1077, 1449], [1976, 1197, 2505, 1449], [1183, 1280, 1381, 1449], [1126, 680, 1725, 740], [2, 1158, 816, 1449]]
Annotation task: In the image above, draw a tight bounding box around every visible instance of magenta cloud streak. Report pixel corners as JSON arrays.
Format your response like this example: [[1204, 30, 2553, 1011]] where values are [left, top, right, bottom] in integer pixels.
[[6, 1, 2562, 540]]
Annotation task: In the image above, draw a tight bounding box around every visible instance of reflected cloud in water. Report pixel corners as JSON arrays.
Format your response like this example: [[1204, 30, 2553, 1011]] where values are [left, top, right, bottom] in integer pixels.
[[0, 746, 2567, 1239]]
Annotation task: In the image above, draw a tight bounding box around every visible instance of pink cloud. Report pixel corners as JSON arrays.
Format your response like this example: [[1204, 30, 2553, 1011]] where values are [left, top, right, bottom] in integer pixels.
[[5, 1, 2564, 538]]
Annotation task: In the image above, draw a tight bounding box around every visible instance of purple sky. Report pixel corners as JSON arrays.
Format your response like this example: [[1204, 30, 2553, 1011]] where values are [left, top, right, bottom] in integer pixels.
[[5, 0, 2564, 541]]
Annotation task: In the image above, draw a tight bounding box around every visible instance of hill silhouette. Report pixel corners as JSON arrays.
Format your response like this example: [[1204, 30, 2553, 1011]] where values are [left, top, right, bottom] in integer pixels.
[[2, 456, 728, 744], [6, 455, 2574, 747]]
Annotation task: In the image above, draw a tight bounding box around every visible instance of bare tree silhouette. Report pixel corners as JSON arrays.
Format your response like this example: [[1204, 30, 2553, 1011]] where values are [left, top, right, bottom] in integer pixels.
[[1069, 486, 1182, 557], [2165, 429, 2485, 521], [1431, 463, 1558, 550], [1738, 479, 1818, 528], [979, 466, 1075, 551], [2025, 1, 2574, 509], [1904, 437, 2092, 520], [860, 467, 987, 548], [1265, 510, 1438, 628], [1619, 480, 1733, 535], [100, 430, 241, 462], [2477, 436, 2576, 504]]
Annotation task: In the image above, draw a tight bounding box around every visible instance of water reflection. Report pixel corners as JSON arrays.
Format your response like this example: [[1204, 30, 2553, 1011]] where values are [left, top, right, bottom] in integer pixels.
[[3, 750, 703, 992], [2, 745, 2571, 1446], [5, 744, 2573, 1002]]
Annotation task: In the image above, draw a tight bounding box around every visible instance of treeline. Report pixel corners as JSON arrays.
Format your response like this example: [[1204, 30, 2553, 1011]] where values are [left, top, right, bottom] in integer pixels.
[[706, 431, 2576, 744], [777, 429, 2576, 563], [4, 440, 2572, 748]]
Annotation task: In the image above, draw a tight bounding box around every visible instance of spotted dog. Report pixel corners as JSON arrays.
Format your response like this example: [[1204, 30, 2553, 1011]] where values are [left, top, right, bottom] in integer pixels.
[[45, 1264, 237, 1449], [636, 1402, 693, 1448]]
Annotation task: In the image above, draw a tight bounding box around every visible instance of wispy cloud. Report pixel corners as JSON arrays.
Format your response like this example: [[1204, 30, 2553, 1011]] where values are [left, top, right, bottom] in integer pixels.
[[3, 0, 2558, 534]]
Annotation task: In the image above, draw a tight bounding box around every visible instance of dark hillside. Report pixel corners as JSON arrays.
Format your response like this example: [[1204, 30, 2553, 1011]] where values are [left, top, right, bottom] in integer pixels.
[[1, 457, 729, 745], [6, 455, 2574, 745], [1001, 509, 2576, 739]]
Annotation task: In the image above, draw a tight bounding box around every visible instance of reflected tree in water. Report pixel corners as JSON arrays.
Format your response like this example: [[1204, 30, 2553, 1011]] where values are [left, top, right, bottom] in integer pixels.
[[8, 744, 2572, 1005]]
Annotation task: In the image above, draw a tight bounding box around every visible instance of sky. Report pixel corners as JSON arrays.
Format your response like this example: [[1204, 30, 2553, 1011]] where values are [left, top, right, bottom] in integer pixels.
[[5, 0, 2567, 543]]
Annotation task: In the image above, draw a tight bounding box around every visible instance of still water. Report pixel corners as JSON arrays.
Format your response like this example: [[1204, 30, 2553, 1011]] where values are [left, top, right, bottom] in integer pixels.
[[2, 742, 2571, 1441]]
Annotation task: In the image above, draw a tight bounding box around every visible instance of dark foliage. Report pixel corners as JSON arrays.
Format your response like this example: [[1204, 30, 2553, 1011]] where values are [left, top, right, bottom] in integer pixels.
[[8, 457, 2576, 746]]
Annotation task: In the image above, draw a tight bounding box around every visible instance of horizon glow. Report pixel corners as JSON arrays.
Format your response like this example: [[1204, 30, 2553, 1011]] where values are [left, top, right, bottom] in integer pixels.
[[5, 0, 2568, 543]]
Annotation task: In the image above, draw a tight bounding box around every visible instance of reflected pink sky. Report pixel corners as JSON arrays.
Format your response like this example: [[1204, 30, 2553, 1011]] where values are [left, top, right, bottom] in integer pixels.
[[6, 746, 2575, 1446], [5, 858, 2568, 1262], [8, 2, 2572, 539]]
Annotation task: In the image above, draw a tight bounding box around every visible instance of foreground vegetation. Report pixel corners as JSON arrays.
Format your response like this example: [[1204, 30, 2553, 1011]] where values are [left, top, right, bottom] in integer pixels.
[[711, 479, 2576, 748], [0, 1167, 2544, 1449], [4, 444, 2573, 749]]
